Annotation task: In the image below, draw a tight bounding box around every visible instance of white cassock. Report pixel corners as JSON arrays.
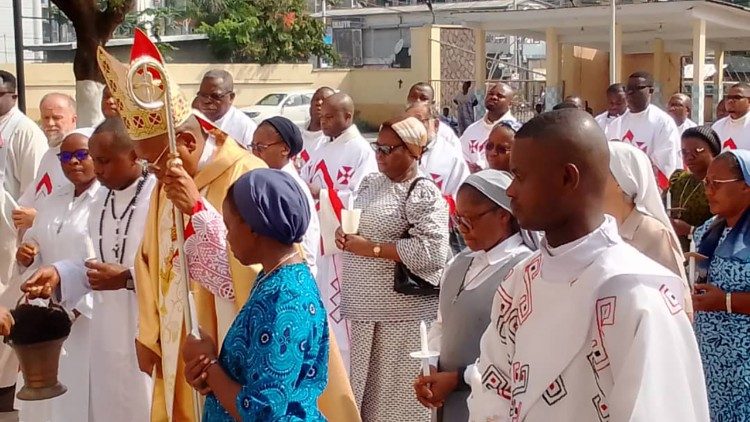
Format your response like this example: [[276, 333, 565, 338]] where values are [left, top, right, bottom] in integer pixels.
[[467, 217, 709, 422], [677, 118, 697, 135], [282, 162, 320, 278], [17, 147, 68, 209], [0, 107, 47, 290], [711, 113, 750, 151], [298, 123, 326, 169], [53, 175, 156, 422], [15, 181, 101, 422], [214, 106, 258, 149], [420, 129, 469, 212], [437, 121, 463, 158], [460, 112, 516, 170], [617, 105, 682, 189], [300, 124, 378, 372], [594, 112, 622, 142]]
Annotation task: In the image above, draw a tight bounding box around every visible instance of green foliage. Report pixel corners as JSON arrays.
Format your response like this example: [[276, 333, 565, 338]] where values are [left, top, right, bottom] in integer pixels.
[[196, 0, 337, 64]]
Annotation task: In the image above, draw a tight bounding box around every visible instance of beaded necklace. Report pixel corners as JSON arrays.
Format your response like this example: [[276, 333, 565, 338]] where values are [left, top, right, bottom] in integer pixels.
[[98, 173, 148, 264]]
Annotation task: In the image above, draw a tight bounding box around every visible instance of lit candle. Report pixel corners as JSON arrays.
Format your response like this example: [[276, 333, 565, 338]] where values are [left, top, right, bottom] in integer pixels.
[[411, 321, 438, 378], [666, 190, 672, 213], [188, 292, 200, 338]]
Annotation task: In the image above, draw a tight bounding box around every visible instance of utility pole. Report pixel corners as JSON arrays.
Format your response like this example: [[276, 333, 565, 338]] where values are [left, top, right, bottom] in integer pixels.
[[12, 0, 26, 112]]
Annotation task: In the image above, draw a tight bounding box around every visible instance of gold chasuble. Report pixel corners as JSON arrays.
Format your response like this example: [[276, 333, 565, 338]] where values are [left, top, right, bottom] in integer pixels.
[[98, 29, 358, 422]]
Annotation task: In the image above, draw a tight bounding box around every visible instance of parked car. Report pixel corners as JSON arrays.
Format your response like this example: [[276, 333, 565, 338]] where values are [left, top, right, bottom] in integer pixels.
[[241, 91, 315, 126]]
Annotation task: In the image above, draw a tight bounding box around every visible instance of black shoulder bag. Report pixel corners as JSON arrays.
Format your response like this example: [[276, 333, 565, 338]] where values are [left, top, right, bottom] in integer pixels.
[[393, 177, 440, 296]]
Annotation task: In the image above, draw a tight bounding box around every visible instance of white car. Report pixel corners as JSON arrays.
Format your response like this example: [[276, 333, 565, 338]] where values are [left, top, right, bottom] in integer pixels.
[[241, 91, 315, 126]]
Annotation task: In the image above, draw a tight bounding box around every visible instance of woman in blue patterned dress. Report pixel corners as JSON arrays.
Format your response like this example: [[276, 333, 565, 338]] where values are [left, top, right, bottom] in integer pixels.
[[692, 149, 750, 421], [181, 168, 329, 421]]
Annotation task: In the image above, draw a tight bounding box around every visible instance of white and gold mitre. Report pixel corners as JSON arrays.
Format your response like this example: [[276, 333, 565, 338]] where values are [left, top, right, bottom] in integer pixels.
[[97, 28, 191, 141]]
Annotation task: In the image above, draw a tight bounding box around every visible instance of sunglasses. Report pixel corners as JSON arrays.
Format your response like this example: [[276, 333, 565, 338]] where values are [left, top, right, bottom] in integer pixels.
[[57, 149, 90, 164], [196, 91, 232, 103], [370, 143, 405, 155], [626, 85, 652, 93]]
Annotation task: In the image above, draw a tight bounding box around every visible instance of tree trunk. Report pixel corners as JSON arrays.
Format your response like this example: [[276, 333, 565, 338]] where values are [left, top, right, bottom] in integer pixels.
[[51, 0, 134, 127]]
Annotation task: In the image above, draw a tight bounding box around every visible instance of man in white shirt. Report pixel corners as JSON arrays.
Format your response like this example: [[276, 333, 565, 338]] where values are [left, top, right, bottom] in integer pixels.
[[667, 93, 697, 134], [194, 69, 257, 148], [0, 70, 47, 422], [711, 82, 750, 150], [594, 83, 626, 141], [618, 71, 681, 190], [301, 92, 377, 372], [460, 83, 516, 173], [468, 109, 709, 421], [14, 93, 78, 229], [298, 86, 335, 169], [407, 82, 463, 158]]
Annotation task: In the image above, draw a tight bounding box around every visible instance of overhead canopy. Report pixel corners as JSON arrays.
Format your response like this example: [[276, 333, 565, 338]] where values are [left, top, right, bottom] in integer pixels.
[[460, 0, 750, 54]]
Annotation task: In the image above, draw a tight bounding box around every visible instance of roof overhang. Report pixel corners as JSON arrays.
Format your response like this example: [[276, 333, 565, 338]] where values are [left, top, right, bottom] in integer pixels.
[[460, 0, 750, 54]]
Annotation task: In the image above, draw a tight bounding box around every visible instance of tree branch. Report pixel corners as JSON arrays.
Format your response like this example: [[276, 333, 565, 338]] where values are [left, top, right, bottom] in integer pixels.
[[97, 0, 135, 42]]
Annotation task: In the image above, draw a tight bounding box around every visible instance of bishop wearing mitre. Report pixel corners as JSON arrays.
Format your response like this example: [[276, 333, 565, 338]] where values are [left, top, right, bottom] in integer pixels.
[[97, 29, 358, 421]]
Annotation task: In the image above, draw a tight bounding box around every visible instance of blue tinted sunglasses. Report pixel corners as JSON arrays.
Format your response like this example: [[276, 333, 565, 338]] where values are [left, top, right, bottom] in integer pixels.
[[57, 149, 90, 164]]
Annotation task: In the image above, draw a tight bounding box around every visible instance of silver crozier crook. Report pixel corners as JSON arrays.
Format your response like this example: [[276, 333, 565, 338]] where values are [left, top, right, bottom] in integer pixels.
[[126, 56, 203, 421]]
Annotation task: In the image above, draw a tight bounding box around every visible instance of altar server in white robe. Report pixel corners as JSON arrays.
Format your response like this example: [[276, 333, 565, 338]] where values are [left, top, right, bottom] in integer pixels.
[[14, 93, 78, 228], [14, 130, 100, 422], [248, 116, 320, 277], [194, 69, 257, 148], [300, 92, 378, 372], [298, 86, 335, 169], [468, 109, 709, 422], [23, 117, 155, 422], [711, 82, 750, 151], [460, 83, 516, 172], [594, 83, 626, 141], [617, 72, 681, 190]]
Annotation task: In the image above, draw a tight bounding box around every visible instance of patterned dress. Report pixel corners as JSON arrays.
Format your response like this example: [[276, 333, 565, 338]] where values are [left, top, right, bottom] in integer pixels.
[[203, 263, 329, 421], [669, 170, 712, 251], [694, 219, 750, 421], [341, 173, 449, 422]]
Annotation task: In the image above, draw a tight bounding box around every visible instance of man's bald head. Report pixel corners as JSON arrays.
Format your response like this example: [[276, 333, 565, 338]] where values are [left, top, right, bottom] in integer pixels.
[[196, 69, 235, 121], [668, 93, 692, 125], [485, 82, 515, 119], [507, 109, 608, 242], [563, 95, 585, 110], [92, 116, 133, 152], [39, 92, 77, 146], [726, 83, 750, 119], [321, 92, 355, 138]]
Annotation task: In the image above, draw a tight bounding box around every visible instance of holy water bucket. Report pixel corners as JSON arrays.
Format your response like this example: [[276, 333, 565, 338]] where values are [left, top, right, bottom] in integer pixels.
[[6, 297, 72, 401]]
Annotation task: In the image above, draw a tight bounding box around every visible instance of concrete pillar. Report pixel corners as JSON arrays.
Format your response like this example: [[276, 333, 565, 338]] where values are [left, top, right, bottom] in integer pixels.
[[714, 47, 725, 120], [474, 28, 487, 89], [692, 19, 706, 125], [545, 27, 561, 111], [614, 24, 623, 83], [427, 25, 442, 107], [653, 38, 665, 108]]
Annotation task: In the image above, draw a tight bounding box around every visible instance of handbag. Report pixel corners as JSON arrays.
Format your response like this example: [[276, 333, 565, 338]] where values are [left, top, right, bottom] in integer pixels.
[[393, 177, 440, 296]]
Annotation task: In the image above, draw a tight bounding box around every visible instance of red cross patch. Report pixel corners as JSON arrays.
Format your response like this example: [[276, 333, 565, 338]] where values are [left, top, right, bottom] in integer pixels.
[[300, 149, 310, 163], [469, 139, 485, 154], [622, 130, 634, 142], [337, 166, 354, 185], [430, 173, 444, 190], [724, 138, 737, 150]]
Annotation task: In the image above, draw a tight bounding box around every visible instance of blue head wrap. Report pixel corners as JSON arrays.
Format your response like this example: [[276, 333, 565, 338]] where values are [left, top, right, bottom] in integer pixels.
[[262, 116, 303, 156], [698, 150, 750, 268], [230, 169, 310, 245]]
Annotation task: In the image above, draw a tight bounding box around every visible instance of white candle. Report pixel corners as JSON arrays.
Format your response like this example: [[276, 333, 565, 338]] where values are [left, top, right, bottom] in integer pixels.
[[419, 321, 430, 376], [689, 238, 696, 287]]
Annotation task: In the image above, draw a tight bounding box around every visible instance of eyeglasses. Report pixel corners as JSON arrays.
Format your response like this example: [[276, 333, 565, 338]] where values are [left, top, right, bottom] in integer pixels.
[[725, 95, 749, 101], [196, 91, 232, 103], [626, 85, 652, 94], [250, 141, 283, 153], [703, 178, 742, 190], [143, 145, 170, 173], [57, 149, 90, 164], [485, 143, 510, 155], [680, 147, 707, 157], [370, 143, 405, 155], [451, 207, 498, 230]]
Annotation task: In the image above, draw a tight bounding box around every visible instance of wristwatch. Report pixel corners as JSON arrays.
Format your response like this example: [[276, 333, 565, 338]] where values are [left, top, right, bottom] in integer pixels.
[[372, 244, 382, 258], [125, 270, 135, 291]]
